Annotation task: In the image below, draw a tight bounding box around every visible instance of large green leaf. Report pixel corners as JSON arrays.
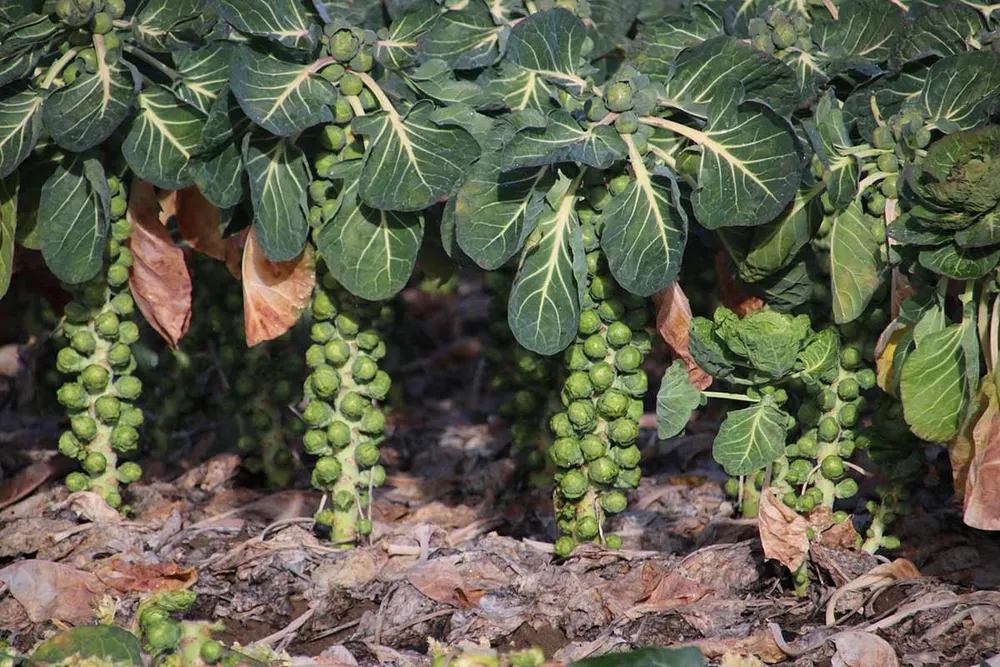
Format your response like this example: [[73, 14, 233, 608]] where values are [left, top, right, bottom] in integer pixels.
[[501, 110, 626, 171], [689, 317, 735, 378], [508, 184, 585, 355], [0, 47, 39, 87], [803, 91, 858, 208], [400, 59, 485, 106], [601, 140, 687, 296], [42, 59, 136, 152], [454, 123, 550, 270], [210, 0, 318, 50], [629, 6, 722, 78], [662, 37, 802, 118], [14, 140, 61, 249], [417, 2, 501, 70], [374, 1, 439, 70], [797, 326, 840, 383], [0, 173, 15, 299], [713, 402, 788, 476], [174, 42, 234, 114], [353, 100, 480, 212], [0, 12, 60, 56], [897, 2, 984, 60], [830, 199, 882, 324], [921, 51, 1000, 132], [479, 61, 556, 112], [191, 141, 245, 209], [31, 626, 143, 666], [900, 322, 968, 441], [656, 360, 702, 440], [133, 0, 212, 52], [955, 209, 1000, 248], [505, 8, 592, 96], [813, 0, 901, 70], [0, 86, 42, 179], [230, 45, 337, 136], [665, 92, 801, 230], [573, 647, 705, 667], [749, 254, 816, 313], [843, 63, 928, 141], [587, 0, 640, 58], [316, 181, 423, 300], [37, 156, 110, 283], [723, 184, 822, 283], [918, 242, 1000, 279], [201, 86, 252, 153], [123, 85, 205, 189], [243, 133, 310, 262]]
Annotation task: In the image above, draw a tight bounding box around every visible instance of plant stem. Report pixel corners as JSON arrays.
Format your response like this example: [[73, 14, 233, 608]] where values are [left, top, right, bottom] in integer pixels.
[[701, 391, 759, 403], [41, 47, 80, 89], [123, 44, 182, 81]]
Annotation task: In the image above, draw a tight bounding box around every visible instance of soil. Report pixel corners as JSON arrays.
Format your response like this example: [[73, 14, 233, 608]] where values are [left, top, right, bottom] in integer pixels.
[[1, 281, 1000, 666]]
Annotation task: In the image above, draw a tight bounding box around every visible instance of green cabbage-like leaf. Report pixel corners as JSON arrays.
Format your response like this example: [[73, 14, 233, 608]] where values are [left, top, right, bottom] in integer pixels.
[[830, 200, 882, 324], [656, 360, 702, 440], [797, 326, 840, 383], [688, 316, 735, 378], [713, 402, 788, 476], [374, 1, 439, 70], [813, 0, 901, 71], [0, 173, 15, 299], [42, 60, 136, 152], [502, 109, 626, 172], [0, 86, 42, 179], [918, 242, 1000, 279], [210, 0, 318, 50], [31, 626, 143, 666], [716, 308, 811, 378], [629, 5, 721, 76], [243, 133, 310, 262], [174, 42, 235, 114], [122, 85, 205, 190], [133, 0, 213, 52], [803, 91, 858, 208], [907, 125, 1000, 223], [921, 51, 1000, 133], [417, 2, 501, 70], [505, 8, 593, 96], [900, 322, 970, 441]]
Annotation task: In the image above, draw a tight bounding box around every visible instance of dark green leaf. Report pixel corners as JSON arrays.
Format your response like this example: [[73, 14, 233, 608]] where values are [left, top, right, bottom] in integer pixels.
[[508, 183, 585, 355], [0, 86, 42, 179], [42, 60, 136, 152], [0, 48, 39, 87], [230, 45, 337, 136], [713, 402, 788, 475], [888, 213, 953, 246], [843, 63, 928, 141], [897, 2, 984, 60], [133, 0, 213, 52], [14, 140, 61, 249], [502, 110, 625, 171], [0, 13, 60, 57], [797, 326, 840, 383], [955, 209, 1000, 248], [316, 181, 423, 300], [803, 91, 858, 208], [418, 2, 501, 70], [243, 133, 310, 262], [0, 172, 15, 299], [174, 42, 234, 114], [656, 360, 702, 440], [401, 59, 485, 106], [688, 316, 735, 378], [921, 51, 1000, 132], [587, 0, 640, 58], [201, 86, 252, 153], [123, 85, 205, 189], [918, 242, 1000, 279], [900, 322, 968, 441], [629, 5, 722, 78], [830, 199, 882, 323], [37, 156, 110, 283], [662, 36, 802, 118], [210, 0, 318, 50], [813, 0, 901, 70], [601, 143, 687, 296], [191, 142, 245, 209], [31, 626, 143, 666], [505, 8, 592, 96], [749, 254, 816, 312], [353, 100, 480, 212], [479, 61, 556, 112], [374, 1, 439, 70]]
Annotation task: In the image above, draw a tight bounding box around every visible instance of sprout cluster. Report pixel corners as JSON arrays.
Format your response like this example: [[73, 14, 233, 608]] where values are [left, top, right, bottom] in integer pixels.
[[748, 8, 814, 59], [55, 176, 143, 510], [302, 272, 392, 546], [137, 591, 223, 666], [550, 188, 652, 557], [48, 0, 126, 87], [482, 269, 561, 486], [149, 257, 304, 487]]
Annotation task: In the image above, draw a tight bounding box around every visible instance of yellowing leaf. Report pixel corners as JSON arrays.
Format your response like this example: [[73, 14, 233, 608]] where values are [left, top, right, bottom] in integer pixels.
[[242, 228, 315, 347], [875, 323, 911, 393], [127, 179, 192, 348]]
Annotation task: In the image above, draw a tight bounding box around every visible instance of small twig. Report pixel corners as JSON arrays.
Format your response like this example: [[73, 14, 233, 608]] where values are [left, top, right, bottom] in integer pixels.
[[257, 607, 316, 648]]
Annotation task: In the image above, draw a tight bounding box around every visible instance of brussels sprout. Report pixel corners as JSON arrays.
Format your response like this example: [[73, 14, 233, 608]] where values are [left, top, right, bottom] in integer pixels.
[[838, 402, 859, 427], [313, 292, 337, 321], [352, 440, 378, 468], [95, 312, 120, 339], [615, 466, 641, 488], [818, 415, 840, 441], [820, 455, 845, 480], [589, 276, 616, 301], [111, 425, 139, 453], [554, 536, 577, 557], [113, 375, 142, 400], [586, 97, 609, 122], [313, 457, 343, 488], [873, 125, 895, 150], [325, 340, 351, 366], [565, 344, 589, 370], [550, 411, 574, 437], [881, 174, 898, 198], [880, 535, 901, 549], [564, 372, 593, 400], [111, 293, 134, 317], [567, 400, 596, 430], [608, 175, 632, 197], [797, 433, 819, 458], [608, 418, 638, 445], [340, 392, 367, 420], [614, 111, 639, 135], [589, 362, 614, 392], [571, 516, 597, 539], [118, 462, 142, 484], [352, 357, 378, 383], [614, 444, 641, 469], [330, 30, 360, 61], [328, 490, 352, 512], [835, 477, 859, 499], [588, 456, 618, 484], [66, 471, 90, 492], [786, 458, 813, 484], [107, 342, 132, 368], [199, 640, 223, 664], [70, 331, 97, 355], [604, 82, 634, 112], [772, 22, 796, 48], [619, 370, 648, 398], [312, 322, 336, 344], [303, 400, 335, 428], [817, 388, 836, 411], [606, 322, 632, 348], [877, 153, 899, 174], [71, 414, 98, 442], [118, 321, 139, 345], [359, 406, 385, 434], [578, 309, 602, 335], [303, 430, 329, 455], [82, 451, 107, 475], [59, 431, 83, 458], [615, 346, 642, 372], [357, 330, 380, 351], [598, 299, 625, 322], [560, 470, 588, 499], [579, 434, 606, 460], [106, 263, 129, 288], [365, 370, 391, 400], [146, 620, 182, 650], [57, 348, 86, 374], [139, 607, 170, 630]]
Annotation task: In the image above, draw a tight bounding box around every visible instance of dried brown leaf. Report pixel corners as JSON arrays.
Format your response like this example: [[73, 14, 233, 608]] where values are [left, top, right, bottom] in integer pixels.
[[407, 557, 485, 609], [54, 491, 122, 523], [159, 187, 228, 261], [92, 557, 196, 593], [807, 506, 860, 550], [127, 180, 192, 347], [653, 281, 711, 390], [0, 560, 106, 623], [241, 229, 315, 347], [0, 460, 65, 511], [715, 252, 764, 317], [831, 631, 899, 667], [0, 343, 25, 378], [965, 381, 1000, 530], [826, 559, 920, 625], [758, 488, 809, 571], [951, 380, 993, 500]]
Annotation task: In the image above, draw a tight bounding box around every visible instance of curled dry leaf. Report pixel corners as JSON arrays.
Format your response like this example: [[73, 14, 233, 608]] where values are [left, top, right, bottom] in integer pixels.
[[826, 559, 921, 625], [158, 187, 227, 261], [715, 252, 764, 317], [406, 556, 485, 609], [53, 491, 123, 523], [92, 557, 196, 594], [757, 488, 809, 572], [949, 380, 992, 500], [127, 180, 192, 347], [965, 380, 1000, 530], [806, 506, 860, 550], [241, 228, 315, 347], [653, 281, 712, 390], [0, 560, 106, 624], [830, 631, 899, 667]]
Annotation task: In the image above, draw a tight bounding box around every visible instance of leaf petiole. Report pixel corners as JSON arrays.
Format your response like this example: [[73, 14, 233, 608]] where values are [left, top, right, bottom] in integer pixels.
[[40, 47, 81, 89], [123, 44, 182, 82], [701, 391, 759, 403]]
